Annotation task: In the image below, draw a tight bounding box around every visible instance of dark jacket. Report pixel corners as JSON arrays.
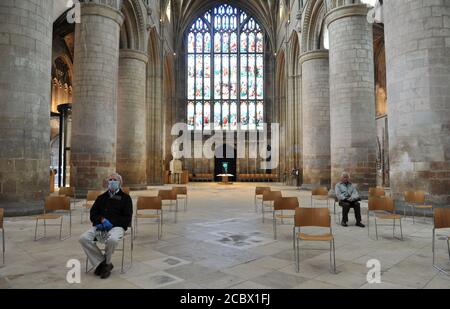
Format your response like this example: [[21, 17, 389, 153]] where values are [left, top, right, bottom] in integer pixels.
[[90, 189, 133, 231]]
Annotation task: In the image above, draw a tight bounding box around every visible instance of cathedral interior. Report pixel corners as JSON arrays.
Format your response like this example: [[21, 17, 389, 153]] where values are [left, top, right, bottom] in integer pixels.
[[0, 0, 449, 289]]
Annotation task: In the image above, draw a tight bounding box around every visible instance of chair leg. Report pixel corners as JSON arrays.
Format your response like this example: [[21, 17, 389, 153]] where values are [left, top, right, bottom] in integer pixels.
[[262, 202, 265, 223], [292, 227, 295, 250], [432, 229, 436, 266], [332, 239, 337, 274], [367, 211, 370, 237], [296, 238, 300, 273], [59, 217, 63, 241], [447, 238, 450, 260], [393, 218, 396, 239], [34, 219, 39, 241], [2, 228, 5, 265], [273, 212, 277, 240], [375, 218, 379, 240], [399, 218, 403, 240], [412, 206, 415, 224], [121, 237, 125, 274]]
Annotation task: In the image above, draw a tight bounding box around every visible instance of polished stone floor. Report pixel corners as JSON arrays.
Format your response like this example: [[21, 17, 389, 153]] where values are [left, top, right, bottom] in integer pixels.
[[1, 183, 449, 289]]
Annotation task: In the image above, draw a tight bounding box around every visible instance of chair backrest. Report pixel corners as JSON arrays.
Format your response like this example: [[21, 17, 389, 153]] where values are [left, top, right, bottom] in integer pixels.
[[404, 191, 415, 203], [0, 208, 3, 229], [59, 187, 75, 198], [255, 187, 270, 195], [368, 197, 394, 212], [137, 196, 162, 211], [295, 207, 330, 228], [311, 187, 328, 196], [158, 190, 176, 201], [173, 186, 187, 195], [45, 196, 71, 212], [414, 191, 426, 204], [122, 187, 131, 195], [434, 208, 450, 229], [263, 190, 282, 201], [274, 197, 299, 211], [369, 187, 385, 198], [86, 190, 103, 202]]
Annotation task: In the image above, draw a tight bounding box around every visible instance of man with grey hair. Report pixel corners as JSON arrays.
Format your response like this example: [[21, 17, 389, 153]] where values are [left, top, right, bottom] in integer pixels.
[[79, 173, 133, 279], [335, 172, 365, 228]]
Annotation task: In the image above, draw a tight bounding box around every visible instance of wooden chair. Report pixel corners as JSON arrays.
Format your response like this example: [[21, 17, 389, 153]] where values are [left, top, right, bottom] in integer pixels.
[[368, 197, 403, 240], [135, 197, 163, 240], [122, 187, 131, 195], [412, 191, 432, 224], [255, 187, 271, 213], [311, 187, 329, 209], [262, 191, 282, 223], [294, 207, 336, 273], [0, 208, 4, 265], [81, 190, 103, 223], [432, 208, 450, 275], [369, 187, 385, 198], [158, 190, 178, 223], [35, 196, 71, 241], [273, 197, 299, 241], [173, 186, 188, 211], [86, 224, 134, 274], [59, 186, 76, 209]]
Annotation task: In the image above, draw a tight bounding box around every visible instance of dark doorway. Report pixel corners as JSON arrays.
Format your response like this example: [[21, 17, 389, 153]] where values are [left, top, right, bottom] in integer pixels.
[[214, 144, 237, 182]]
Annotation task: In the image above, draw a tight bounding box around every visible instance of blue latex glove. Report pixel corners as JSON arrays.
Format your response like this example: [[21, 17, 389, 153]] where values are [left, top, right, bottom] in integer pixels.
[[102, 219, 113, 231], [95, 223, 104, 231]]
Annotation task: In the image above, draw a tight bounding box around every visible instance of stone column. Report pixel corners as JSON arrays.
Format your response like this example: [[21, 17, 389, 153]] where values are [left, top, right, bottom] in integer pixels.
[[117, 49, 148, 189], [0, 1, 53, 216], [325, 4, 377, 192], [71, 2, 124, 194], [300, 50, 331, 188], [384, 0, 450, 206]]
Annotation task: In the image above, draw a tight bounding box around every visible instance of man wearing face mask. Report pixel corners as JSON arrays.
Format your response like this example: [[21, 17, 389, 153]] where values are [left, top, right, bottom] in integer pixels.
[[79, 173, 133, 279]]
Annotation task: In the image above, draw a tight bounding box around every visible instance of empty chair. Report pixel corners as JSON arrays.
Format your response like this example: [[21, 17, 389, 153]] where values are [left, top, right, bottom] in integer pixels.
[[158, 190, 178, 223], [59, 186, 76, 208], [412, 191, 433, 224], [262, 191, 282, 223], [0, 208, 4, 265], [294, 207, 336, 273], [368, 197, 403, 240], [311, 187, 329, 209], [81, 190, 103, 223], [255, 187, 270, 213], [273, 197, 299, 240], [369, 187, 385, 198], [432, 208, 450, 275], [173, 186, 188, 211], [35, 196, 72, 241], [135, 197, 163, 240]]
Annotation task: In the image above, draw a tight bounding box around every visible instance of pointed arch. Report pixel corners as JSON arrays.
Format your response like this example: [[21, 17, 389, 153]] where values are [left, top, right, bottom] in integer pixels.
[[301, 0, 327, 53], [120, 0, 148, 52]]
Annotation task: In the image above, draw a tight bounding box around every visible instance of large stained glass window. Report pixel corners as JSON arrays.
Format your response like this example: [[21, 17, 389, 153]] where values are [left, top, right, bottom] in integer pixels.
[[187, 4, 264, 131]]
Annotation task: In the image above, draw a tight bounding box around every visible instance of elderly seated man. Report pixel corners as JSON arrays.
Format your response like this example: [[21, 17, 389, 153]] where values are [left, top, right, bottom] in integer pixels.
[[335, 172, 365, 228], [79, 173, 133, 279]]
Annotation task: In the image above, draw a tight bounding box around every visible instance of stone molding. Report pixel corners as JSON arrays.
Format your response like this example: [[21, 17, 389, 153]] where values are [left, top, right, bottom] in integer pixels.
[[325, 4, 369, 28], [119, 49, 149, 63], [299, 49, 329, 65], [81, 2, 124, 26]]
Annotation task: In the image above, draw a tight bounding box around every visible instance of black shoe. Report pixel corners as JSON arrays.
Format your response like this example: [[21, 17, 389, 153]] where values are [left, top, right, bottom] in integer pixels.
[[94, 260, 106, 276], [341, 222, 348, 227], [356, 222, 365, 228], [100, 264, 114, 279]]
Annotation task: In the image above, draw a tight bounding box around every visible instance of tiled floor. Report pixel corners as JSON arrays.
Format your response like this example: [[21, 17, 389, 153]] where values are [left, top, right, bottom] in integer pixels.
[[1, 183, 449, 289]]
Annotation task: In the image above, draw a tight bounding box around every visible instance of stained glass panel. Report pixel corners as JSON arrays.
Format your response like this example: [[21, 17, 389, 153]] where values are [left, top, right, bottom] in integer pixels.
[[240, 102, 248, 130], [188, 102, 195, 130], [256, 101, 264, 130], [222, 102, 229, 130], [204, 102, 211, 130], [214, 102, 221, 130], [249, 102, 256, 130], [195, 102, 203, 130], [230, 102, 238, 130]]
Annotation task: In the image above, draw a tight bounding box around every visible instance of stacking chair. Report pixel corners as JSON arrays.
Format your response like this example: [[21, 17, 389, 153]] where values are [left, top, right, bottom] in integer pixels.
[[173, 187, 188, 211], [368, 197, 403, 240], [412, 191, 432, 224], [59, 186, 76, 209], [85, 224, 134, 274], [135, 197, 163, 240], [273, 197, 299, 241], [255, 187, 271, 213], [35, 196, 72, 241], [432, 208, 450, 275], [158, 190, 178, 223], [369, 187, 385, 198], [122, 187, 131, 195], [81, 190, 103, 223], [0, 209, 4, 265], [262, 191, 282, 223], [311, 187, 329, 209], [294, 208, 336, 273]]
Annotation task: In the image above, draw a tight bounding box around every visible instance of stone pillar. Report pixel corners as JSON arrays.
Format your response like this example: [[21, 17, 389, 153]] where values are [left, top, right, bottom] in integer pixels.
[[117, 49, 148, 189], [325, 4, 377, 192], [0, 1, 53, 216], [384, 0, 450, 206], [71, 2, 124, 194], [300, 50, 331, 188]]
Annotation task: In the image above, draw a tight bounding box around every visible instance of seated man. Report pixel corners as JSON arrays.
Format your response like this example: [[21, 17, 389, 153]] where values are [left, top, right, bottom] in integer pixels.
[[79, 173, 133, 279], [335, 172, 365, 228]]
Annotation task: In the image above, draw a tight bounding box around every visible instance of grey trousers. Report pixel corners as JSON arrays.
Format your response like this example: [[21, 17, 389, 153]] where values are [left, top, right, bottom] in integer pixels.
[[79, 227, 124, 269]]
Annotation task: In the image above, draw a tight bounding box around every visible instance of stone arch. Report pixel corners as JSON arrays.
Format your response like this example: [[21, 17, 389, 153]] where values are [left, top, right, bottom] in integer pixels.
[[301, 0, 327, 53], [120, 0, 148, 52]]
